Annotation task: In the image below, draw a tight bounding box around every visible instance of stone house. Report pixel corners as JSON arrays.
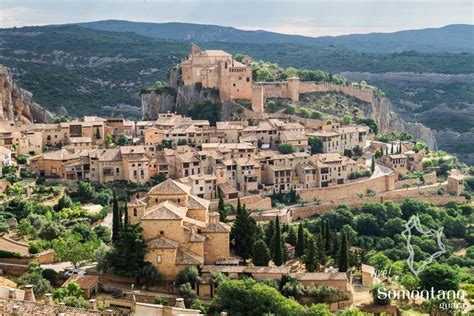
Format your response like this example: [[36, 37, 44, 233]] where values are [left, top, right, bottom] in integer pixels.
[[127, 179, 230, 279]]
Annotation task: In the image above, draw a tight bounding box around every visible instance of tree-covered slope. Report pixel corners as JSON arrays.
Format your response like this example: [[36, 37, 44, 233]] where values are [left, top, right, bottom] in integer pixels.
[[79, 20, 474, 53]]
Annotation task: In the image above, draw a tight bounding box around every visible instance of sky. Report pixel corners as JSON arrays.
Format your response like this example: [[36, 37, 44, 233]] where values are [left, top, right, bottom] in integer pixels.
[[1, 0, 473, 37]]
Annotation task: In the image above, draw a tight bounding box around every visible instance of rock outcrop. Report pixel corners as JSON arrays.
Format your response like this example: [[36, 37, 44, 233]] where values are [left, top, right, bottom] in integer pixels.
[[367, 90, 437, 150], [141, 66, 221, 120], [0, 66, 53, 123]]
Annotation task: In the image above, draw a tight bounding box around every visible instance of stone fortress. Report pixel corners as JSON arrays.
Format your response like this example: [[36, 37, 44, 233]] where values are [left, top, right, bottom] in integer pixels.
[[178, 45, 436, 149]]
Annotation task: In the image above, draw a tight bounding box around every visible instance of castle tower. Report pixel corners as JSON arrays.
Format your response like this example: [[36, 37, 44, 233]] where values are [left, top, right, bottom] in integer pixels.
[[287, 76, 300, 102], [191, 43, 201, 56], [252, 85, 264, 113]]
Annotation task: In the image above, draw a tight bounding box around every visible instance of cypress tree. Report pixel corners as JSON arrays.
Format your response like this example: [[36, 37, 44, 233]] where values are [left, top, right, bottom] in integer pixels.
[[273, 216, 283, 266], [123, 204, 129, 227], [287, 226, 297, 246], [316, 233, 326, 265], [231, 202, 256, 260], [265, 220, 275, 256], [218, 196, 224, 211], [324, 220, 331, 252], [252, 239, 271, 266], [331, 231, 340, 261], [112, 191, 120, 242], [371, 157, 375, 173], [305, 236, 317, 272], [338, 231, 349, 272], [296, 223, 305, 257]]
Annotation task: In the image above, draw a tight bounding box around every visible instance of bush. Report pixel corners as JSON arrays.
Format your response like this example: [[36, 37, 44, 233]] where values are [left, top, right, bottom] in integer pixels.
[[278, 143, 296, 154], [370, 284, 391, 305], [154, 296, 168, 306], [28, 240, 50, 254], [0, 250, 22, 258], [176, 267, 200, 287]]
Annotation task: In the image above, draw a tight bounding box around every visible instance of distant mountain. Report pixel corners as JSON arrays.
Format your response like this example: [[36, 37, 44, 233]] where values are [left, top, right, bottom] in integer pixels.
[[79, 20, 474, 53]]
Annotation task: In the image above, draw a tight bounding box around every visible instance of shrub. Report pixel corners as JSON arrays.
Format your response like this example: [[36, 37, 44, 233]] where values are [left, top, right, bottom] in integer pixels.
[[154, 296, 168, 306], [176, 267, 200, 287], [0, 250, 22, 258]]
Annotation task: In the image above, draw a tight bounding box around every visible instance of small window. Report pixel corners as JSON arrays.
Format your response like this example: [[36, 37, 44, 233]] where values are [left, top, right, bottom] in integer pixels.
[[157, 255, 162, 264], [133, 208, 137, 216]]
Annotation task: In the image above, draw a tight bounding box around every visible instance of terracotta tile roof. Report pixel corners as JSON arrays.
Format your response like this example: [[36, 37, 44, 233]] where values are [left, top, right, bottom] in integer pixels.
[[201, 265, 289, 274], [292, 272, 347, 281], [41, 148, 80, 161], [176, 247, 203, 265], [98, 148, 121, 161], [148, 179, 191, 195], [187, 195, 210, 209], [63, 275, 99, 290], [201, 221, 231, 233], [142, 201, 187, 220], [148, 236, 179, 249]]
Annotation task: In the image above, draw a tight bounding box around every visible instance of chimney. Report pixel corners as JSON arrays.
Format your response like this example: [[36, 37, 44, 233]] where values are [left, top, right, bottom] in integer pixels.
[[8, 288, 15, 299], [221, 313, 228, 316], [44, 293, 53, 305], [12, 305, 20, 316], [89, 299, 97, 311], [59, 302, 66, 312], [175, 298, 185, 309], [23, 284, 35, 302]]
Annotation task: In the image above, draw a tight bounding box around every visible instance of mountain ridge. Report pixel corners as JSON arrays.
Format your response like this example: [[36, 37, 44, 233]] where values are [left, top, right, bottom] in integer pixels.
[[77, 20, 474, 53]]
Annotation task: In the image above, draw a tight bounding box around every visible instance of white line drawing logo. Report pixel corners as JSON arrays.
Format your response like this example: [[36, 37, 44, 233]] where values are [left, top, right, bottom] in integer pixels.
[[401, 215, 446, 276]]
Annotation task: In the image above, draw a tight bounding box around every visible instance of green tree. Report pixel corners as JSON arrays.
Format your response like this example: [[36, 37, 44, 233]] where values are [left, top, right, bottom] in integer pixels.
[[115, 133, 128, 146], [106, 224, 146, 277], [212, 278, 305, 316], [296, 223, 305, 257], [306, 303, 332, 316], [273, 216, 284, 266], [419, 263, 460, 291], [55, 193, 73, 211], [231, 200, 257, 260], [286, 226, 297, 246], [52, 233, 99, 268], [265, 220, 275, 255], [112, 191, 120, 242], [371, 157, 375, 173], [278, 143, 296, 154], [77, 181, 95, 201], [370, 284, 391, 305], [338, 232, 349, 272], [305, 237, 317, 272], [18, 263, 52, 296], [104, 134, 113, 148], [342, 115, 352, 125], [252, 240, 271, 266], [138, 262, 164, 289], [176, 266, 200, 287]]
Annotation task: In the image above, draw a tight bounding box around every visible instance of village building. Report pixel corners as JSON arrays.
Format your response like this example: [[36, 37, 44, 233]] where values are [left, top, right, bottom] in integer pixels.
[[127, 179, 231, 279]]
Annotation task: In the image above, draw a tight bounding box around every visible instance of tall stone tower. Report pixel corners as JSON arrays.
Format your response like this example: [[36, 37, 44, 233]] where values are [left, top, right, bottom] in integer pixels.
[[287, 76, 300, 102], [251, 85, 264, 113]]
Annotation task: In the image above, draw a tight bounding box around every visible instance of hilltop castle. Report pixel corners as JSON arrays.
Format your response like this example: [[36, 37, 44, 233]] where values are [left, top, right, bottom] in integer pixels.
[[181, 44, 253, 101]]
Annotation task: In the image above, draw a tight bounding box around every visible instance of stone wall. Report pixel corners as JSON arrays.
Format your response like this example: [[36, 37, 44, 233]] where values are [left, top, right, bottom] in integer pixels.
[[209, 195, 272, 211], [298, 174, 394, 202]]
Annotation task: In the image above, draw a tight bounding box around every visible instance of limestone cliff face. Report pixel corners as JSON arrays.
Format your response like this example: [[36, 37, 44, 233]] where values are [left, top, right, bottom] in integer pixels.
[[141, 66, 221, 120], [0, 66, 53, 123], [366, 90, 437, 150]]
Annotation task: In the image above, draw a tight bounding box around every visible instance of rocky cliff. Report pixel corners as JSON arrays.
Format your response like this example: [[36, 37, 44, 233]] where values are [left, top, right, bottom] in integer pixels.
[[141, 67, 221, 120], [0, 66, 53, 123], [367, 89, 437, 150]]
